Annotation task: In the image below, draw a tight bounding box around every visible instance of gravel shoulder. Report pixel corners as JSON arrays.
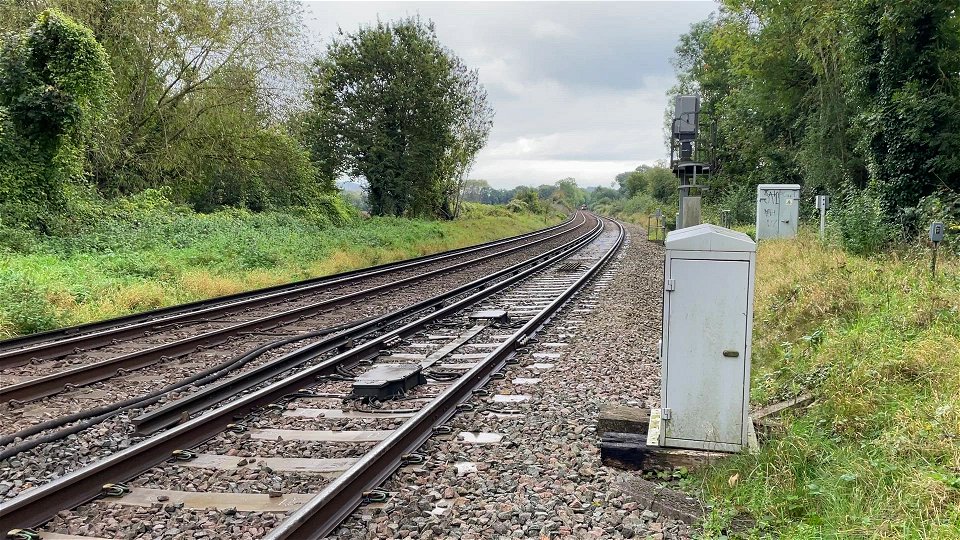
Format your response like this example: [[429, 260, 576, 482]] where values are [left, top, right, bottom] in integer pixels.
[[328, 223, 695, 539]]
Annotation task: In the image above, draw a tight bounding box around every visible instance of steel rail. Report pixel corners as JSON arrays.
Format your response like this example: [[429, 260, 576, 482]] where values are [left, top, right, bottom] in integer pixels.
[[0, 214, 580, 367], [0, 216, 606, 531], [131, 215, 600, 434], [268, 218, 625, 540], [0, 215, 590, 404]]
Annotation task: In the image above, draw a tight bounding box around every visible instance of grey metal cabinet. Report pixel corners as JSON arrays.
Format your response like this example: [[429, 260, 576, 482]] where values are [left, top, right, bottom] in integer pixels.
[[658, 224, 756, 452], [755, 184, 801, 239]]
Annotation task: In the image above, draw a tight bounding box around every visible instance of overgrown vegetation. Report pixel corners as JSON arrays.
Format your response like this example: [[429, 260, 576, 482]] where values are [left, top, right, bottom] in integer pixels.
[[0, 2, 330, 222], [587, 165, 679, 226], [305, 18, 493, 219], [0, 195, 560, 339], [0, 4, 497, 233], [671, 0, 960, 247], [697, 233, 960, 538], [0, 8, 113, 231]]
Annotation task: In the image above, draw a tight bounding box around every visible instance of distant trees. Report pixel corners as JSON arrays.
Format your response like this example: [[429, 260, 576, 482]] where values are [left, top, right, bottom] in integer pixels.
[[548, 178, 587, 209], [615, 166, 676, 203], [460, 179, 516, 205], [305, 18, 493, 219]]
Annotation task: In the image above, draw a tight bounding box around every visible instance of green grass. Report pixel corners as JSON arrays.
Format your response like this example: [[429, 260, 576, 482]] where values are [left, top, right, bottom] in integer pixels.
[[0, 197, 563, 339], [696, 232, 960, 539]]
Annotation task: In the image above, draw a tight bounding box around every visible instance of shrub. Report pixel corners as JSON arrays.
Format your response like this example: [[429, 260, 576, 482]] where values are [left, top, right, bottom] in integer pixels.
[[915, 190, 960, 255], [715, 183, 757, 226], [827, 189, 896, 255], [0, 225, 37, 253], [0, 272, 62, 335]]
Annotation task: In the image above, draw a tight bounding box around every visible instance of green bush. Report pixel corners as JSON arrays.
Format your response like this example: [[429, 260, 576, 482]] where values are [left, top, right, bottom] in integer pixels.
[[0, 225, 38, 253], [827, 189, 896, 255], [714, 183, 757, 226], [915, 190, 960, 255], [0, 272, 62, 335]]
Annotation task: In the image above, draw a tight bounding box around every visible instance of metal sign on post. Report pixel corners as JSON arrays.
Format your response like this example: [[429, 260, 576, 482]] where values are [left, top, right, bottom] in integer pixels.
[[815, 195, 830, 239], [930, 221, 945, 277]]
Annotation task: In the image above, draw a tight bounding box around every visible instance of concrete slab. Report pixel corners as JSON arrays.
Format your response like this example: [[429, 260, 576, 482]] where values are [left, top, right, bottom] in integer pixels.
[[250, 428, 391, 443], [178, 453, 357, 476], [104, 487, 310, 512]]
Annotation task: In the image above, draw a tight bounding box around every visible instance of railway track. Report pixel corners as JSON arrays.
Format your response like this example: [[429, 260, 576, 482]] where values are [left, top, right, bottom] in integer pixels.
[[0, 215, 624, 540], [0, 214, 598, 493], [0, 214, 585, 407], [0, 214, 591, 435], [0, 215, 579, 361]]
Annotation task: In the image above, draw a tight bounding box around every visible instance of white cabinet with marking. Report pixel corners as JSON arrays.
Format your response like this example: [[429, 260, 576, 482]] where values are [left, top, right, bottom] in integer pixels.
[[658, 224, 756, 452], [756, 184, 800, 239]]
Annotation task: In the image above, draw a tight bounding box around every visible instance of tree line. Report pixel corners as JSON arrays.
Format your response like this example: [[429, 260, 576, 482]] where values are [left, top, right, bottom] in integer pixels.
[[672, 0, 959, 249], [0, 2, 492, 234]]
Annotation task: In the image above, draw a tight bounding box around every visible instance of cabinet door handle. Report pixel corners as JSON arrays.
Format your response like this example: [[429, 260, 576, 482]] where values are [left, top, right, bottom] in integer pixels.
[[722, 350, 740, 358]]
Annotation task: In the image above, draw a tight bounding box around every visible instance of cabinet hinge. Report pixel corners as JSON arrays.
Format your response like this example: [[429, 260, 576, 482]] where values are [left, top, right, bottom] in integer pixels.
[[664, 279, 676, 292], [662, 408, 672, 420]]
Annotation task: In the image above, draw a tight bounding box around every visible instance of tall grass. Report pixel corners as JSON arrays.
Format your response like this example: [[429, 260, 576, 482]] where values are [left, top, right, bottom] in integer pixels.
[[698, 232, 960, 538], [0, 200, 562, 339]]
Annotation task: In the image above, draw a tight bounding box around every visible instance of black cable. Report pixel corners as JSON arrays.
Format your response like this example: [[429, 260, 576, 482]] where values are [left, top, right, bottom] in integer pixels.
[[423, 370, 460, 381]]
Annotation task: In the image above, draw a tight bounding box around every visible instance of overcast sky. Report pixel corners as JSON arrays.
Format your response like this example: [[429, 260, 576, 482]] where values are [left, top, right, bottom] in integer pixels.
[[301, 1, 716, 189]]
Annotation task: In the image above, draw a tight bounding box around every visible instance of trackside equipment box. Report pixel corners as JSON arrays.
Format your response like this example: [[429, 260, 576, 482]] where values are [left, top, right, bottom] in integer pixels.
[[657, 224, 756, 452], [756, 184, 800, 240]]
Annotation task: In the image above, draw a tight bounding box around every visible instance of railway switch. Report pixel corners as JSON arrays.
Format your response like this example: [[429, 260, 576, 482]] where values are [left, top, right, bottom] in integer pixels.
[[653, 224, 756, 453]]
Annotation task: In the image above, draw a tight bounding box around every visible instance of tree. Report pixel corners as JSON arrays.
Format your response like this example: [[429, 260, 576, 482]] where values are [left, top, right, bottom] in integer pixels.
[[0, 8, 113, 229], [672, 0, 960, 236], [551, 178, 587, 209], [306, 18, 493, 218], [0, 0, 325, 214], [848, 0, 960, 222], [645, 167, 677, 202], [73, 0, 312, 198], [509, 186, 546, 214]]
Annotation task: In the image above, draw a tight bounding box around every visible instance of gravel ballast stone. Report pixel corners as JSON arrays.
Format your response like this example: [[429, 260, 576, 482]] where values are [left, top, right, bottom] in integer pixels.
[[327, 223, 697, 539]]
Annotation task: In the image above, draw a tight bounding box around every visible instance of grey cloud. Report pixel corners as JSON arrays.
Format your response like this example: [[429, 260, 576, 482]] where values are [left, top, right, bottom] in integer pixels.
[[301, 1, 715, 188]]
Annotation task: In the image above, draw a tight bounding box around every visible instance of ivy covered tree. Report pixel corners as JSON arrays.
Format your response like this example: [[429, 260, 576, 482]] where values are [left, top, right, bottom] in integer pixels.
[[673, 0, 960, 235], [0, 8, 113, 230], [0, 0, 334, 220], [848, 0, 960, 216], [305, 18, 493, 218]]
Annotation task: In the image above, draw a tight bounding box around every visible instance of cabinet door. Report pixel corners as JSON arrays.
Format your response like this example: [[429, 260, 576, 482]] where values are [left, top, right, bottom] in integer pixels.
[[778, 192, 799, 237], [756, 189, 781, 239], [664, 258, 749, 448]]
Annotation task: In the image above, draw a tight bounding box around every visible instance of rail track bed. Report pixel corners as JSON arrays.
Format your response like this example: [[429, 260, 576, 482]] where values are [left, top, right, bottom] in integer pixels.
[[0, 214, 595, 486], [0, 215, 625, 539], [0, 215, 587, 403]]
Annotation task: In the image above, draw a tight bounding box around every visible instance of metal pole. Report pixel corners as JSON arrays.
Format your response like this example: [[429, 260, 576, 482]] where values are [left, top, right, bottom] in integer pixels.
[[932, 244, 938, 278], [678, 176, 685, 229], [819, 204, 826, 240]]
